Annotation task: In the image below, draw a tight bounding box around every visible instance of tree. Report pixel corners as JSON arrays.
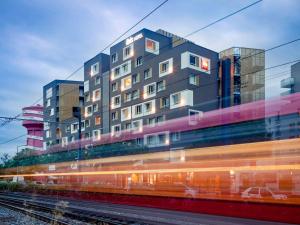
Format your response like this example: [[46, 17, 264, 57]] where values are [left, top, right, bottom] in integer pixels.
[[0, 153, 11, 166]]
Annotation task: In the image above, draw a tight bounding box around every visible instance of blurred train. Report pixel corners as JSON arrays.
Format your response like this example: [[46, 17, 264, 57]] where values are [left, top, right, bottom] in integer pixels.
[[1, 93, 300, 223]]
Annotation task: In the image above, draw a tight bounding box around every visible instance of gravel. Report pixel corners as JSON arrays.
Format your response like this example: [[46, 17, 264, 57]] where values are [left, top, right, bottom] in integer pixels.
[[0, 205, 48, 225]]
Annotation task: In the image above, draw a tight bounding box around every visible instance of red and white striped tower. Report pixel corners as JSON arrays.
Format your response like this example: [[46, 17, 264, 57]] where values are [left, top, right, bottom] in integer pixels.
[[22, 104, 44, 151]]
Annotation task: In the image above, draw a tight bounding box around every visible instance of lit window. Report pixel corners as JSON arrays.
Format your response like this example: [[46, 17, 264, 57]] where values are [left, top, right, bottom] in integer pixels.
[[95, 76, 100, 85], [95, 116, 101, 125], [112, 82, 118, 92], [145, 38, 159, 54], [111, 53, 118, 63], [121, 76, 132, 91], [159, 58, 173, 77], [132, 90, 140, 100], [201, 57, 209, 71], [91, 63, 99, 76], [111, 95, 121, 109], [189, 74, 199, 85], [136, 56, 143, 67], [132, 73, 140, 84], [157, 80, 166, 92], [123, 44, 133, 60], [93, 89, 101, 101], [144, 68, 152, 79], [121, 107, 131, 121]]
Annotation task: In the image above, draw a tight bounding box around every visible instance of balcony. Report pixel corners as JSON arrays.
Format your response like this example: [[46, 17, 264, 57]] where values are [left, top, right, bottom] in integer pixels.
[[281, 77, 294, 88]]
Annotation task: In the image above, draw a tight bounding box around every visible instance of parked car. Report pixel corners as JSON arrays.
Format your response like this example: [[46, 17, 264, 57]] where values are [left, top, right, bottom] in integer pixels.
[[241, 187, 287, 200]]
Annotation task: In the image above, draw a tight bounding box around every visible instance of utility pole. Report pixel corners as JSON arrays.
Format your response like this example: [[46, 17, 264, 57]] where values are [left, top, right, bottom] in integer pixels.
[[16, 145, 26, 182]]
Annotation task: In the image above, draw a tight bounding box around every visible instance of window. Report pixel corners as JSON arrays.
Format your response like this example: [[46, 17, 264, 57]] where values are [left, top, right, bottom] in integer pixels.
[[93, 129, 101, 140], [158, 133, 167, 145], [62, 137, 68, 147], [46, 88, 52, 98], [95, 116, 101, 125], [124, 92, 131, 102], [71, 123, 79, 134], [145, 38, 159, 54], [159, 58, 173, 77], [93, 89, 101, 101], [85, 105, 93, 117], [157, 80, 166, 92], [124, 123, 132, 130], [157, 115, 165, 124], [111, 111, 118, 120], [111, 53, 118, 63], [171, 132, 181, 141], [121, 76, 132, 91], [133, 104, 143, 118], [92, 104, 98, 112], [143, 83, 156, 99], [144, 68, 152, 80], [115, 67, 121, 77], [50, 108, 54, 116], [132, 120, 142, 133], [46, 99, 51, 107], [160, 97, 169, 108], [136, 56, 143, 67], [95, 76, 100, 85], [189, 109, 203, 125], [144, 100, 155, 115], [201, 57, 209, 71], [132, 73, 140, 84], [85, 93, 90, 102], [190, 54, 199, 67], [84, 80, 89, 93], [148, 117, 156, 126], [112, 82, 118, 92], [123, 44, 133, 60], [122, 63, 128, 73], [132, 89, 140, 100], [111, 124, 121, 136], [111, 95, 121, 109], [147, 135, 155, 146], [171, 93, 181, 106], [91, 63, 99, 76], [46, 130, 51, 138], [85, 119, 90, 128], [189, 74, 199, 85], [121, 107, 131, 121]]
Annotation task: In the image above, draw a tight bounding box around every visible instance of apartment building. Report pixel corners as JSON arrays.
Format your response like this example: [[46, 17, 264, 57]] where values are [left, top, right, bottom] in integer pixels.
[[219, 47, 265, 107], [109, 28, 219, 148], [43, 80, 84, 149], [83, 53, 110, 141]]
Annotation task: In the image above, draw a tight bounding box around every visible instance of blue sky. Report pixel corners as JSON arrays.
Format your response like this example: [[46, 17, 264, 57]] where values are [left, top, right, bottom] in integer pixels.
[[0, 0, 299, 155]]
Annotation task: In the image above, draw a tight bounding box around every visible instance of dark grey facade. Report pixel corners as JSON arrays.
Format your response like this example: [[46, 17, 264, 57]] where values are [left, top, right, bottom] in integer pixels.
[[281, 62, 300, 94], [109, 28, 219, 147], [83, 53, 110, 141], [43, 80, 83, 149]]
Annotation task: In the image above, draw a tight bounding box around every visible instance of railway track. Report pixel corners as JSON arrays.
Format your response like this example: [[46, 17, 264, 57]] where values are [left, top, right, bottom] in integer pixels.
[[0, 192, 293, 225]]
